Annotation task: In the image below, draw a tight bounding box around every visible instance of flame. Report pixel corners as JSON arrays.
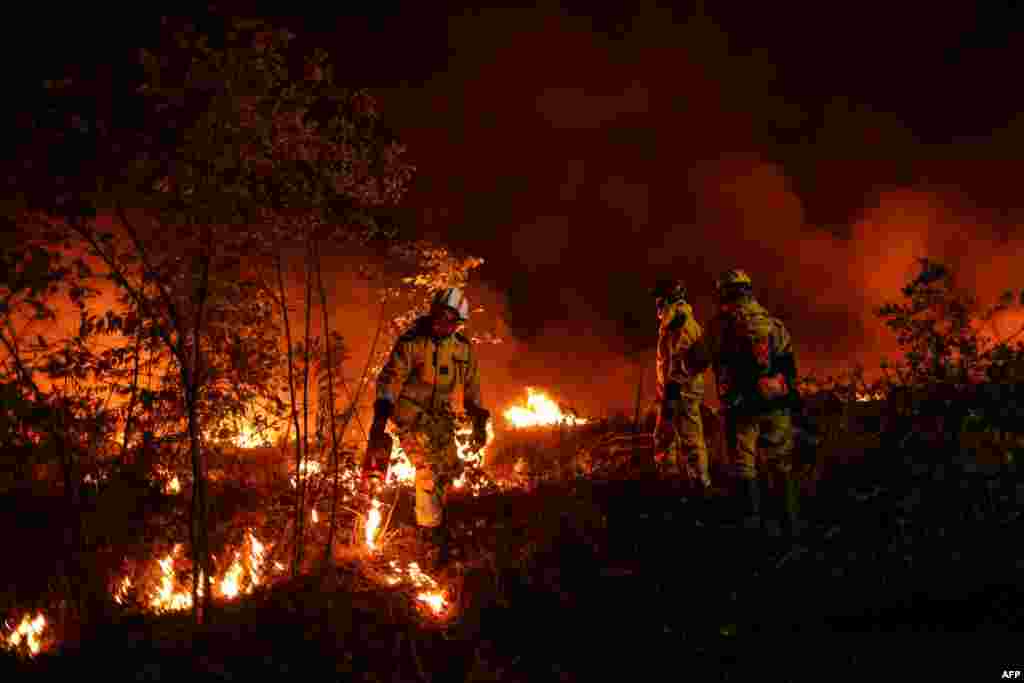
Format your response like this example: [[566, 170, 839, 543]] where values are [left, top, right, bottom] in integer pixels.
[[311, 508, 319, 524], [290, 460, 322, 488], [113, 575, 133, 605], [854, 390, 885, 402], [4, 613, 47, 656], [249, 532, 266, 587], [155, 464, 181, 494], [214, 530, 270, 600], [203, 415, 281, 449], [151, 544, 198, 612], [219, 553, 244, 599], [504, 387, 588, 428], [365, 498, 382, 551], [453, 420, 495, 491], [383, 425, 415, 486], [384, 560, 448, 616], [128, 532, 271, 612]]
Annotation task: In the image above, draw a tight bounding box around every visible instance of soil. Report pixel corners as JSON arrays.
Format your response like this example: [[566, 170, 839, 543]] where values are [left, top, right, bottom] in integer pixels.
[[2, 446, 1023, 681]]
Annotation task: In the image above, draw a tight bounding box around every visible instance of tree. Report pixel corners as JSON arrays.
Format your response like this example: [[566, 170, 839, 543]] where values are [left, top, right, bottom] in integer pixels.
[[13, 14, 414, 625], [875, 257, 1024, 389]]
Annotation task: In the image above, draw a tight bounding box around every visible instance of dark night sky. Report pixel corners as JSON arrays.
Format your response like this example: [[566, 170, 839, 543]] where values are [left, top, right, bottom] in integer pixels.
[[9, 2, 1024, 415]]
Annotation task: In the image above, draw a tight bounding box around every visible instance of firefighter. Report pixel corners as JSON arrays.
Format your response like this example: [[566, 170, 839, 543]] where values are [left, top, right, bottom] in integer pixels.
[[706, 270, 803, 537], [652, 279, 713, 491], [364, 288, 490, 569]]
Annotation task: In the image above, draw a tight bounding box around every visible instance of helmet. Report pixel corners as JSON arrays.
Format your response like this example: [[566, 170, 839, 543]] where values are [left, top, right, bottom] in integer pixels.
[[431, 287, 470, 322], [651, 279, 687, 302], [715, 269, 753, 297], [651, 279, 688, 306]]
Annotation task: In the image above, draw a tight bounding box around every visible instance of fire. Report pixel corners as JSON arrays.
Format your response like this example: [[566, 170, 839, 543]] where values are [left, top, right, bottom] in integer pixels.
[[113, 575, 132, 605], [365, 498, 382, 551], [213, 531, 270, 600], [383, 425, 415, 486], [119, 531, 271, 613], [854, 390, 885, 402], [203, 415, 281, 449], [384, 560, 448, 616], [453, 420, 495, 490], [165, 476, 181, 495], [219, 553, 245, 599], [249, 532, 267, 586], [151, 544, 198, 612], [4, 613, 47, 657], [311, 508, 319, 524], [290, 460, 322, 488], [504, 387, 587, 428]]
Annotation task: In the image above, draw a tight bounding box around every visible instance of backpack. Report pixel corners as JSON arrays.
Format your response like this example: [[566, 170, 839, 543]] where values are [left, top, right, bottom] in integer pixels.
[[720, 309, 782, 408]]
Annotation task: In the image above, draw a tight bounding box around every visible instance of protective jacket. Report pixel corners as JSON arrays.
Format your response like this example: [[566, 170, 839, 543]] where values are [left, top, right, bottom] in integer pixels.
[[376, 317, 484, 426], [706, 298, 796, 414], [655, 300, 708, 402]]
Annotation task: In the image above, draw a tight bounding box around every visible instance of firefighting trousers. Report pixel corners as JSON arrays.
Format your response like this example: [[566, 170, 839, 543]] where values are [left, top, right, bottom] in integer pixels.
[[730, 410, 795, 481], [396, 412, 461, 528], [662, 398, 711, 485]]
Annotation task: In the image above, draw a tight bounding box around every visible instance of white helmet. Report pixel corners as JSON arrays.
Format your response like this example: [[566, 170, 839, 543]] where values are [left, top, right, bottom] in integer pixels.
[[431, 287, 470, 322]]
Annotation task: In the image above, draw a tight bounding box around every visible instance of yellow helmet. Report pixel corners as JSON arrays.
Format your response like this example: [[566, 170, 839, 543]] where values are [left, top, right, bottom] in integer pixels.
[[431, 287, 470, 322], [715, 269, 753, 297]]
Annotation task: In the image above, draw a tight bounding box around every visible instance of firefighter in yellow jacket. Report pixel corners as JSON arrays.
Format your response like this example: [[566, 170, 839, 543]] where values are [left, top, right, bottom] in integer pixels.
[[652, 280, 712, 490], [364, 288, 490, 568], [706, 270, 802, 536]]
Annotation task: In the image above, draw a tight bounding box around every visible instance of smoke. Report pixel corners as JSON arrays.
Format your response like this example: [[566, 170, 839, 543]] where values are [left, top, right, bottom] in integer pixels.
[[360, 5, 1024, 416]]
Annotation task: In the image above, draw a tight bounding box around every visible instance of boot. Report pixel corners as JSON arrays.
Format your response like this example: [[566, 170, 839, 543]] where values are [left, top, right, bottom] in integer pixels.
[[742, 478, 761, 530]]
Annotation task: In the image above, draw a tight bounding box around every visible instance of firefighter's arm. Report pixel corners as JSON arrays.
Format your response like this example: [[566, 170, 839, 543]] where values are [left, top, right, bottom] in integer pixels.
[[462, 346, 489, 450], [376, 337, 412, 412], [364, 339, 410, 483]]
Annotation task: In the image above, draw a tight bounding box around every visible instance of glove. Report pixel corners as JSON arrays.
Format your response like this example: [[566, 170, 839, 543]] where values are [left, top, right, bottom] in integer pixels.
[[362, 399, 395, 486], [468, 407, 490, 452], [362, 430, 392, 489]]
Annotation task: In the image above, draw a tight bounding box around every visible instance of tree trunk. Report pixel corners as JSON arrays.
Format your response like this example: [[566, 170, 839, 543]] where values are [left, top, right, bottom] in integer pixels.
[[275, 253, 305, 577], [297, 238, 314, 573], [186, 373, 211, 626], [314, 239, 342, 570]]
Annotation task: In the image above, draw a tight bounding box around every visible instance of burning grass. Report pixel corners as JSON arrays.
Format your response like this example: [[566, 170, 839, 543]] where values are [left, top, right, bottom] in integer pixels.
[[111, 530, 283, 615], [503, 387, 588, 428]]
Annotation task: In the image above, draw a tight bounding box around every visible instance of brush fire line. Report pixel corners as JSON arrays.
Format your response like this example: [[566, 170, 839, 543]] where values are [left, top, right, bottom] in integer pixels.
[[109, 531, 276, 614]]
